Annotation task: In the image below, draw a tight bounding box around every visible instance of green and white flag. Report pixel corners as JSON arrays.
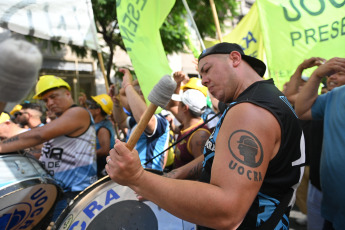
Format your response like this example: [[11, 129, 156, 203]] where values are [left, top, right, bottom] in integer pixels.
[[257, 0, 345, 89], [117, 0, 175, 102]]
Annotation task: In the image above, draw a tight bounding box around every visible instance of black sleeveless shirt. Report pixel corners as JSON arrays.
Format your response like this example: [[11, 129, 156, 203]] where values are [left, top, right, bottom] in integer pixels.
[[198, 79, 305, 230]]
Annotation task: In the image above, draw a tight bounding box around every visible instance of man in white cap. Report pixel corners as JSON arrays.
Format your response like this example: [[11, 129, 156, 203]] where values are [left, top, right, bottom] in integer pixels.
[[169, 88, 211, 169], [106, 42, 305, 229]]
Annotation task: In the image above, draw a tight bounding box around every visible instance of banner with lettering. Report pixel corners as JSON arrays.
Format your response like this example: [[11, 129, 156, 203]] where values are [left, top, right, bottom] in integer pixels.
[[117, 0, 175, 102], [257, 0, 345, 89], [0, 0, 98, 50], [204, 2, 265, 73]]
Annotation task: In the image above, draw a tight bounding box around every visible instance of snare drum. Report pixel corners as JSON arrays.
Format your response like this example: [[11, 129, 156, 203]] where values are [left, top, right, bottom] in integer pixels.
[[54, 175, 196, 230], [0, 154, 62, 230]]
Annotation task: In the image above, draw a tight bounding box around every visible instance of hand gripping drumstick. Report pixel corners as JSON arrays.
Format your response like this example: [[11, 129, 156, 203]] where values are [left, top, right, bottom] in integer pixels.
[[125, 75, 176, 150]]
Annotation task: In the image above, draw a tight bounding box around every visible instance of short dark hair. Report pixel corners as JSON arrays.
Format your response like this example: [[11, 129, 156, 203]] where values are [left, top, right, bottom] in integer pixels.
[[87, 99, 108, 117], [21, 102, 43, 112]]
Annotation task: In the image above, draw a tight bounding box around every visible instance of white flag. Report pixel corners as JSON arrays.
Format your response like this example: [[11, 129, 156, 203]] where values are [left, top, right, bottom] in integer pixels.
[[0, 0, 98, 50]]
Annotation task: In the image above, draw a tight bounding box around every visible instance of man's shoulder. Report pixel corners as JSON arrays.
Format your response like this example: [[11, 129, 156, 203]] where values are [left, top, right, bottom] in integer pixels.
[[63, 106, 90, 118]]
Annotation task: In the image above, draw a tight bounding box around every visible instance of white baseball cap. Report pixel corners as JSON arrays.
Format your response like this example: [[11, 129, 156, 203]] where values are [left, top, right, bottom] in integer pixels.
[[172, 89, 206, 115]]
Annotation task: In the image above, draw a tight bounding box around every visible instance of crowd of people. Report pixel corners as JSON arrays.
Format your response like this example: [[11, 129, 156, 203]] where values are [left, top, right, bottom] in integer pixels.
[[0, 33, 344, 230]]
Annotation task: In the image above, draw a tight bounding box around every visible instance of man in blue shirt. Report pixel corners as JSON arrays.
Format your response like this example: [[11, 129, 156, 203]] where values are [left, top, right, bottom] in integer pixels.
[[295, 57, 345, 230], [110, 68, 169, 171]]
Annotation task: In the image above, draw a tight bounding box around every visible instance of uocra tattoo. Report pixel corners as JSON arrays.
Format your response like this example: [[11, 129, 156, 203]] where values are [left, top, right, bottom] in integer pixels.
[[228, 130, 263, 182]]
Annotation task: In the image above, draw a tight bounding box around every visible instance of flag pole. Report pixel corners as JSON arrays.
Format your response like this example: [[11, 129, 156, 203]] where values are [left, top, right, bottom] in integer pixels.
[[182, 0, 205, 79], [86, 0, 109, 93], [209, 0, 223, 42], [86, 0, 121, 141], [181, 0, 205, 50]]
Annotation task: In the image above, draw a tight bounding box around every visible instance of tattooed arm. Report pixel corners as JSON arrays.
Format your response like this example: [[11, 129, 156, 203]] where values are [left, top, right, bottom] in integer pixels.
[[164, 155, 204, 180], [106, 102, 281, 229], [189, 129, 211, 159], [0, 106, 90, 153]]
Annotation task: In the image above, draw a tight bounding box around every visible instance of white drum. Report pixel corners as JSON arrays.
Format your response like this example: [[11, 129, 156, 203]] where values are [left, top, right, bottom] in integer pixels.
[[0, 154, 62, 230], [54, 175, 196, 230]]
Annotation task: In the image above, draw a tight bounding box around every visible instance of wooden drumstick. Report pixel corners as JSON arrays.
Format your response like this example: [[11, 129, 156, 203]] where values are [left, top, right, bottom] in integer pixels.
[[126, 75, 176, 150]]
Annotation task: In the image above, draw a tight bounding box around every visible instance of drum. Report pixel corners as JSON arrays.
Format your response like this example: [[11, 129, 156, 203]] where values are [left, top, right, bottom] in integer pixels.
[[0, 153, 62, 230], [54, 175, 196, 230]]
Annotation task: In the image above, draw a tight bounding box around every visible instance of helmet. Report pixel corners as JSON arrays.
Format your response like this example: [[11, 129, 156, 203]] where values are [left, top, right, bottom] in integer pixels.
[[0, 112, 10, 123], [181, 78, 208, 97], [33, 75, 71, 99], [10, 104, 22, 115], [91, 94, 113, 115]]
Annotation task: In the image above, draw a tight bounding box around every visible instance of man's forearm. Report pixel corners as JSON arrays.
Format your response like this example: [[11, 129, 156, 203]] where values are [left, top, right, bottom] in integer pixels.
[[165, 155, 203, 180], [125, 86, 148, 123], [0, 131, 44, 153], [295, 74, 321, 119], [113, 103, 128, 129], [285, 66, 303, 99]]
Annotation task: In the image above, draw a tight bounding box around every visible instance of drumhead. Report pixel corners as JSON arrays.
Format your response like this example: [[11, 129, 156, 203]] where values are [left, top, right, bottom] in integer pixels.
[[54, 176, 196, 230], [0, 154, 62, 230]]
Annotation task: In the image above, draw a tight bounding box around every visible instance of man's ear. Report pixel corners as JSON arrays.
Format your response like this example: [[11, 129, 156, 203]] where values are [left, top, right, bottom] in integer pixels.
[[229, 51, 241, 67], [182, 103, 189, 112], [64, 88, 72, 97]]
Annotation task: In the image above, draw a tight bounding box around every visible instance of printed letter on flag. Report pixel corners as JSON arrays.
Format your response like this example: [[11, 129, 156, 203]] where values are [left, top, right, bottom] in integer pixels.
[[257, 0, 345, 89], [204, 2, 265, 76], [116, 0, 175, 103]]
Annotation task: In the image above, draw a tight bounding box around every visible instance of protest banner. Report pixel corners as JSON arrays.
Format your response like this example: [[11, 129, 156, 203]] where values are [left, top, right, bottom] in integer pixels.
[[257, 0, 345, 88]]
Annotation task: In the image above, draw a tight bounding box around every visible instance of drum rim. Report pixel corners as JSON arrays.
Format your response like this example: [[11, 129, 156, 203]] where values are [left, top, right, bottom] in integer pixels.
[[0, 177, 62, 198], [54, 175, 111, 227], [54, 169, 164, 228]]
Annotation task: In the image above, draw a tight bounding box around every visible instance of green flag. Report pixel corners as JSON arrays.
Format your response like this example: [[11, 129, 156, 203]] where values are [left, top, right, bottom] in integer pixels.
[[257, 0, 345, 89], [116, 0, 175, 103], [205, 2, 265, 67]]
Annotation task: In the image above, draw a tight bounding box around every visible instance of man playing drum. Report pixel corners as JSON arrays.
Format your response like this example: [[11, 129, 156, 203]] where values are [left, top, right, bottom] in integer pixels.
[[106, 43, 305, 229], [0, 75, 97, 222]]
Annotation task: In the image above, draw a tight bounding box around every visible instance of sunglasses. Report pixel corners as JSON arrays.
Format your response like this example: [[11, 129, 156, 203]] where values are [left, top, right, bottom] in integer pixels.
[[14, 112, 28, 117], [87, 104, 101, 110]]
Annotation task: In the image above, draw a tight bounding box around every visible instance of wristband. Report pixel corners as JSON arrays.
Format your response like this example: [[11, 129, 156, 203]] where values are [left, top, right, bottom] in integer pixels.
[[123, 83, 132, 90]]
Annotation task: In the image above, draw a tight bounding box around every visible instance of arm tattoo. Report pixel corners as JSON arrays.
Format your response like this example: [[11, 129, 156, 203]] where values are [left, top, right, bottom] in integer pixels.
[[3, 136, 19, 144], [186, 161, 202, 180], [227, 129, 264, 182], [196, 133, 209, 153], [164, 169, 177, 179]]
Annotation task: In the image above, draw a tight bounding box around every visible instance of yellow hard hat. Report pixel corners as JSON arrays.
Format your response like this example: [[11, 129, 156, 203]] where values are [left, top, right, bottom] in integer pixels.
[[91, 94, 113, 115], [33, 75, 71, 99], [0, 112, 10, 123], [10, 104, 22, 115], [181, 78, 208, 97]]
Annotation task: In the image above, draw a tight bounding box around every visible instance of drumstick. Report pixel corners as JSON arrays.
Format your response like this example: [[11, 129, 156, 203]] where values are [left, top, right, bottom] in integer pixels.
[[126, 75, 176, 150]]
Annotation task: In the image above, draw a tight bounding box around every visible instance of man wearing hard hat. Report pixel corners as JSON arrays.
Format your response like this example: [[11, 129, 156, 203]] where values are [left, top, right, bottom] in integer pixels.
[[87, 94, 115, 178], [0, 75, 97, 221]]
